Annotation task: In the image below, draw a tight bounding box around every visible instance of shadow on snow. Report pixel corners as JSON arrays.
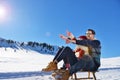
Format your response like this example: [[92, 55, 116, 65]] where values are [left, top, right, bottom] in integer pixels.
[[0, 67, 120, 79], [0, 71, 52, 79], [99, 67, 120, 71]]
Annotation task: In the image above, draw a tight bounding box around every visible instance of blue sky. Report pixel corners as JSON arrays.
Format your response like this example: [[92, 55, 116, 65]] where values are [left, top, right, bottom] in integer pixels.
[[0, 0, 120, 58]]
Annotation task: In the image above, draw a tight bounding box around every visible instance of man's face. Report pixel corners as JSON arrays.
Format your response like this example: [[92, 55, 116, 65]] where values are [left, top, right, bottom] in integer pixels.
[[86, 31, 95, 40]]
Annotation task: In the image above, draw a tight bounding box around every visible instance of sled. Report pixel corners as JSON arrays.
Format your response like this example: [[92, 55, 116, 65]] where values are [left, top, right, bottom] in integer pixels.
[[71, 71, 97, 80]]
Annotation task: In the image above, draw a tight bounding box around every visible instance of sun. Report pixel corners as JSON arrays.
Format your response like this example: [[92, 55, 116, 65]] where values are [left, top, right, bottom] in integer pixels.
[[0, 6, 7, 19], [0, 4, 10, 23]]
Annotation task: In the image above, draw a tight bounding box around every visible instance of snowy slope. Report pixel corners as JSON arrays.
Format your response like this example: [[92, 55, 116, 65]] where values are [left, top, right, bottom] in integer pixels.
[[0, 37, 59, 55], [0, 47, 120, 80]]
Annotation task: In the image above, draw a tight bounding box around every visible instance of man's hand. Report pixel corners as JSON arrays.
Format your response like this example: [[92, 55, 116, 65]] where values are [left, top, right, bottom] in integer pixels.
[[59, 34, 71, 44], [66, 30, 75, 39]]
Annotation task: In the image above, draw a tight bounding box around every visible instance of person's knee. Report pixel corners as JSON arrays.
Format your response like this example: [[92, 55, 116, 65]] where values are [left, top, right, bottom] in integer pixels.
[[64, 46, 71, 50]]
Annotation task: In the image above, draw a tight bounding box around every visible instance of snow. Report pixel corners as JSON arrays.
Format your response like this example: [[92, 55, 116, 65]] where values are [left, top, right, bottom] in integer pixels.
[[0, 47, 120, 80]]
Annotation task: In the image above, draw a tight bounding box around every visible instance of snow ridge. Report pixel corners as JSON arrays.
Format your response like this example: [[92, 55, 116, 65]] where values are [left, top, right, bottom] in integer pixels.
[[0, 37, 59, 55]]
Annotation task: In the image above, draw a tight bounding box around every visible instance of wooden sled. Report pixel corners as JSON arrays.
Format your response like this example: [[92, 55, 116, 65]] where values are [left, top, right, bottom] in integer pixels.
[[71, 71, 97, 80]]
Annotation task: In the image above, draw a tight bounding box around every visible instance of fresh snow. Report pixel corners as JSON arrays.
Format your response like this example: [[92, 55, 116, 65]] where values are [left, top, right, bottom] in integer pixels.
[[0, 47, 120, 80]]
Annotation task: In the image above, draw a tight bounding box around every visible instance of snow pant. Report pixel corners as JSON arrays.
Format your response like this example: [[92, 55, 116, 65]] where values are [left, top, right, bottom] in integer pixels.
[[53, 46, 95, 75]]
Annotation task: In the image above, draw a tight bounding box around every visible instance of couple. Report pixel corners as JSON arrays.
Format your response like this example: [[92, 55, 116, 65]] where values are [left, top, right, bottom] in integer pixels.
[[42, 29, 101, 80]]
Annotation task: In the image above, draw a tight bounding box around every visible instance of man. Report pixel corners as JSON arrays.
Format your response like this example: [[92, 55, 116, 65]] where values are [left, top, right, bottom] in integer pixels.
[[42, 29, 101, 80]]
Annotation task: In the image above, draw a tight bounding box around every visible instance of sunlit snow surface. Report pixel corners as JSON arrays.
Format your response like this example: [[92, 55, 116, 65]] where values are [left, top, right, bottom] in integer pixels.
[[0, 48, 120, 80]]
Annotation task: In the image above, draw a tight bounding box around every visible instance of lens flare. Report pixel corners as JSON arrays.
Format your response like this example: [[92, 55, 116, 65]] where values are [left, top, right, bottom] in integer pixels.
[[0, 2, 11, 23], [0, 6, 7, 19]]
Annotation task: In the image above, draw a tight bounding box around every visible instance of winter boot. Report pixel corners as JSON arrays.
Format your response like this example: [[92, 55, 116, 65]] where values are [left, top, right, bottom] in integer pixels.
[[52, 69, 70, 80], [42, 61, 58, 72]]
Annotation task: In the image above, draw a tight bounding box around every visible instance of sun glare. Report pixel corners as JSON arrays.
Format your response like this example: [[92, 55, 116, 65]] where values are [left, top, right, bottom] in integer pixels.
[[0, 4, 10, 23], [0, 6, 7, 19]]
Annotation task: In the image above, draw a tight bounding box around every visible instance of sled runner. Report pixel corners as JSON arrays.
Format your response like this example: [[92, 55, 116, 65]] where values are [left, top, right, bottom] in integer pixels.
[[52, 69, 97, 80], [71, 71, 97, 80]]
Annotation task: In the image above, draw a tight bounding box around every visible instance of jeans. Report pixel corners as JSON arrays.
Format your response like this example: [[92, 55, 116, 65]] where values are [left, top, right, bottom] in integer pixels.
[[53, 46, 78, 66], [53, 46, 95, 75], [69, 55, 95, 75]]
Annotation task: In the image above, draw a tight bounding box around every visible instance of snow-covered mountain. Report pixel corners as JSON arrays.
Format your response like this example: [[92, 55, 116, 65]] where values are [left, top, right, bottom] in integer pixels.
[[0, 37, 120, 80], [0, 37, 59, 55]]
